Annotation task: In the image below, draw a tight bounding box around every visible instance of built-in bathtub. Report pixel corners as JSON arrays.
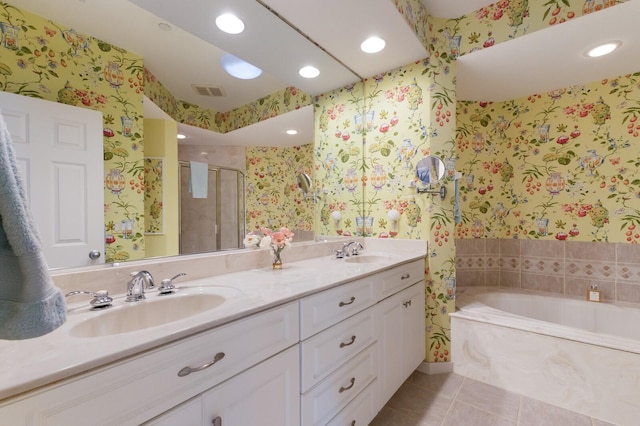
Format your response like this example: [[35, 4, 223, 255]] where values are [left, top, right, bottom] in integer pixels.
[[451, 287, 640, 425]]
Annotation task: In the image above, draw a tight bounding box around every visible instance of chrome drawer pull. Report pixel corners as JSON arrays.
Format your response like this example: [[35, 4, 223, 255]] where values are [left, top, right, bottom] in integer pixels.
[[339, 377, 356, 393], [403, 300, 412, 308], [401, 273, 410, 280], [178, 352, 225, 377], [212, 416, 222, 426], [339, 296, 356, 307], [339, 335, 356, 348]]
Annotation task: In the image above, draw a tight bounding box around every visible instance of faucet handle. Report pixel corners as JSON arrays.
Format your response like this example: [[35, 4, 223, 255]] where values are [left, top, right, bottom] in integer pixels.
[[351, 242, 364, 256], [65, 290, 113, 309], [158, 273, 187, 295]]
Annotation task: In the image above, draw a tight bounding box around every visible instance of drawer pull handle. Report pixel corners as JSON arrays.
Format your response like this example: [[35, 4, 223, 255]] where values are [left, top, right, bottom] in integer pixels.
[[339, 296, 356, 307], [401, 273, 410, 280], [178, 352, 225, 377], [339, 335, 357, 348], [403, 300, 412, 308], [339, 377, 356, 393], [212, 416, 222, 426]]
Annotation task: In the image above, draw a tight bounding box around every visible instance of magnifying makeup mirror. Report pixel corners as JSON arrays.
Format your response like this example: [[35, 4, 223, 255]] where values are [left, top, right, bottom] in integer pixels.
[[415, 156, 447, 200], [297, 173, 312, 195], [415, 155, 445, 184]]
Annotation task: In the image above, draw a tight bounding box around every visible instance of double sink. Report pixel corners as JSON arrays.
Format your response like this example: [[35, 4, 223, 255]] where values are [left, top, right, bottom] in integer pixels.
[[67, 254, 388, 339]]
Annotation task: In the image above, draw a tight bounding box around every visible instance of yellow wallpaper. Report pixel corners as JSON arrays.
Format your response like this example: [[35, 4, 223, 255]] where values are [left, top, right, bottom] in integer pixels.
[[0, 3, 145, 262], [448, 0, 628, 58], [313, 15, 457, 363], [457, 73, 640, 243], [245, 145, 314, 233], [144, 68, 311, 135]]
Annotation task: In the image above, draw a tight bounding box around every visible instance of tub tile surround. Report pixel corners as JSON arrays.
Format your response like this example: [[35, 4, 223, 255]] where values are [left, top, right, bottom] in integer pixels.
[[0, 237, 426, 401], [456, 239, 640, 304]]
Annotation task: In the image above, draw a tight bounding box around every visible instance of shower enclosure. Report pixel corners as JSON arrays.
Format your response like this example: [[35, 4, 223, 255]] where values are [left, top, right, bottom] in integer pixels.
[[178, 161, 245, 254]]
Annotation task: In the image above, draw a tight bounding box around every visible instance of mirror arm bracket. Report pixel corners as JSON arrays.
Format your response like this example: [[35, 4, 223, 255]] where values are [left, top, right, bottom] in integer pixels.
[[417, 185, 446, 200]]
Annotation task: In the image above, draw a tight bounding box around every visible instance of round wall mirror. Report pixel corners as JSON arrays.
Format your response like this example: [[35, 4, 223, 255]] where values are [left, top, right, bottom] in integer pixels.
[[415, 156, 445, 184], [297, 173, 313, 194]]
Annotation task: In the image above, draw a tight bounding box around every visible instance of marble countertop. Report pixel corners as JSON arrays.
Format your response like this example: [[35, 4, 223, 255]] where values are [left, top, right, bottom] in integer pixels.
[[0, 239, 426, 401]]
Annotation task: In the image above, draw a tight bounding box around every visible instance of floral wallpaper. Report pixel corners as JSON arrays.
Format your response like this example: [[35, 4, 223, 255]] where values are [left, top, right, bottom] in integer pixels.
[[144, 158, 163, 234], [313, 14, 457, 363], [456, 72, 640, 244], [392, 0, 430, 49], [144, 67, 311, 135], [0, 2, 145, 263], [245, 145, 314, 233], [447, 0, 628, 59]]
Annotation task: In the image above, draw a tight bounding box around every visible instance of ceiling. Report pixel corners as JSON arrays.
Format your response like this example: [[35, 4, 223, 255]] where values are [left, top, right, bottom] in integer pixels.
[[7, 0, 640, 147]]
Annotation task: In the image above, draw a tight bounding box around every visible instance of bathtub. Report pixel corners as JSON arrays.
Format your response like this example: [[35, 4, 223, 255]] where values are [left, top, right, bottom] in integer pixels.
[[450, 287, 640, 425]]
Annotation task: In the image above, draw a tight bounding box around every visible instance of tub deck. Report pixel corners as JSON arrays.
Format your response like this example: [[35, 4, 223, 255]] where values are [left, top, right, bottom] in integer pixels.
[[451, 286, 640, 425]]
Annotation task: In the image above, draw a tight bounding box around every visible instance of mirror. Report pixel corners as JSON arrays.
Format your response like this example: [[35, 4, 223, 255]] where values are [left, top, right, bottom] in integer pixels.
[[297, 173, 312, 196], [415, 155, 446, 184], [1, 0, 360, 270]]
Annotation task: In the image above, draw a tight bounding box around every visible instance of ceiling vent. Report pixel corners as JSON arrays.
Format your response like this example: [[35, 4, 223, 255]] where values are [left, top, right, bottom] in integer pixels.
[[191, 85, 226, 97]]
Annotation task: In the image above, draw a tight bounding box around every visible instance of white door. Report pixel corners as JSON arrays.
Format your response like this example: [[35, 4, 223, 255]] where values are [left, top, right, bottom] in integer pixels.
[[0, 91, 104, 268]]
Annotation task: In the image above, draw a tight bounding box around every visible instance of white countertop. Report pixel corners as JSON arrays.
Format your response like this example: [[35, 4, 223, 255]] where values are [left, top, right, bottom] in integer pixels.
[[0, 240, 425, 401]]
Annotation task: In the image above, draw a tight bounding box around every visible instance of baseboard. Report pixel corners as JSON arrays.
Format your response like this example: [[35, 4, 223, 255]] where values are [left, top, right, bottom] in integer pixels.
[[416, 361, 453, 375]]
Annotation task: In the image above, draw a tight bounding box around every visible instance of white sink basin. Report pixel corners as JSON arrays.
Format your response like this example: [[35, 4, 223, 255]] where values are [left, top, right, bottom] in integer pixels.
[[344, 255, 389, 264], [70, 289, 226, 338]]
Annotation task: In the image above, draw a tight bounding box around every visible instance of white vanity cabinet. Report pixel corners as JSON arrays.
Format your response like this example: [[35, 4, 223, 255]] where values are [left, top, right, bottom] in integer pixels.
[[0, 302, 299, 425], [0, 254, 427, 426], [376, 281, 426, 407], [299, 258, 425, 426], [147, 345, 300, 426]]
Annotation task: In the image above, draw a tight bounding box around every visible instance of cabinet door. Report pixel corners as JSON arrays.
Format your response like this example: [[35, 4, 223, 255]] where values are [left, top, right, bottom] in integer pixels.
[[144, 397, 202, 426], [376, 282, 425, 407], [404, 282, 426, 376], [202, 346, 300, 426]]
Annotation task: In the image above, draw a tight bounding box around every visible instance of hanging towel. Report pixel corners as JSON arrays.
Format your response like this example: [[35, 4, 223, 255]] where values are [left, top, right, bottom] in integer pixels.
[[189, 161, 208, 199], [0, 112, 66, 340], [454, 175, 462, 224]]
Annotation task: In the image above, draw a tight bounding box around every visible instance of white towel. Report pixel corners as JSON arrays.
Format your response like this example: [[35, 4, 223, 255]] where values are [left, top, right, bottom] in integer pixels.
[[189, 161, 208, 199], [0, 112, 66, 340]]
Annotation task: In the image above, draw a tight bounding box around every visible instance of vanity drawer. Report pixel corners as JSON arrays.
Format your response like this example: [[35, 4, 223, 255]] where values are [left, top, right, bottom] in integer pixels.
[[378, 259, 424, 300], [301, 343, 378, 426], [300, 276, 376, 339], [300, 306, 376, 392], [0, 302, 299, 425], [326, 378, 379, 426]]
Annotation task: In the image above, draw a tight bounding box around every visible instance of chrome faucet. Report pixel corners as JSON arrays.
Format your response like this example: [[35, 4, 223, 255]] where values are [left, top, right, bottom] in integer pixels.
[[342, 241, 364, 257], [126, 270, 155, 302]]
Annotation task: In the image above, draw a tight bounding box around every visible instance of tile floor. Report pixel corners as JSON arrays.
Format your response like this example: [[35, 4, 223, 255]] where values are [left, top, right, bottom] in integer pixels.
[[370, 371, 615, 426]]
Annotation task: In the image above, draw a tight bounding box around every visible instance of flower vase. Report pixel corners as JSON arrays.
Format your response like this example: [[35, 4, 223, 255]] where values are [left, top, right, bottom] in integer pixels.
[[272, 249, 283, 270]]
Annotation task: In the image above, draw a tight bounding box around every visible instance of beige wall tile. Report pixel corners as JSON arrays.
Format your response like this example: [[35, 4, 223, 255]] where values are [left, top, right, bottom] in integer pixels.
[[521, 272, 564, 294]]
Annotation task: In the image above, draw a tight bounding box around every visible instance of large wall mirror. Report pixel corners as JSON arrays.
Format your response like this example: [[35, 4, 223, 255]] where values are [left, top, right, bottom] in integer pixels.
[[3, 0, 361, 270]]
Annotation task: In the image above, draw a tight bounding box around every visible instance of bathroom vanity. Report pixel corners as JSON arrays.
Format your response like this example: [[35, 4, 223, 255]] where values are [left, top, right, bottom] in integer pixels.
[[0, 239, 426, 425]]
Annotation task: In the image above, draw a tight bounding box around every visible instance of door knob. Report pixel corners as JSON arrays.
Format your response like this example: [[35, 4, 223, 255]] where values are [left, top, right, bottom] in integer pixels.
[[88, 250, 101, 260]]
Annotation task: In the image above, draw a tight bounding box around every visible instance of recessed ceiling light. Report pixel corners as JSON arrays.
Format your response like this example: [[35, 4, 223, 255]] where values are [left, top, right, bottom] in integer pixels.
[[361, 36, 386, 53], [586, 41, 621, 58], [299, 65, 320, 79], [158, 22, 172, 32], [215, 13, 244, 34], [177, 134, 186, 140], [220, 54, 262, 79], [286, 129, 298, 135]]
